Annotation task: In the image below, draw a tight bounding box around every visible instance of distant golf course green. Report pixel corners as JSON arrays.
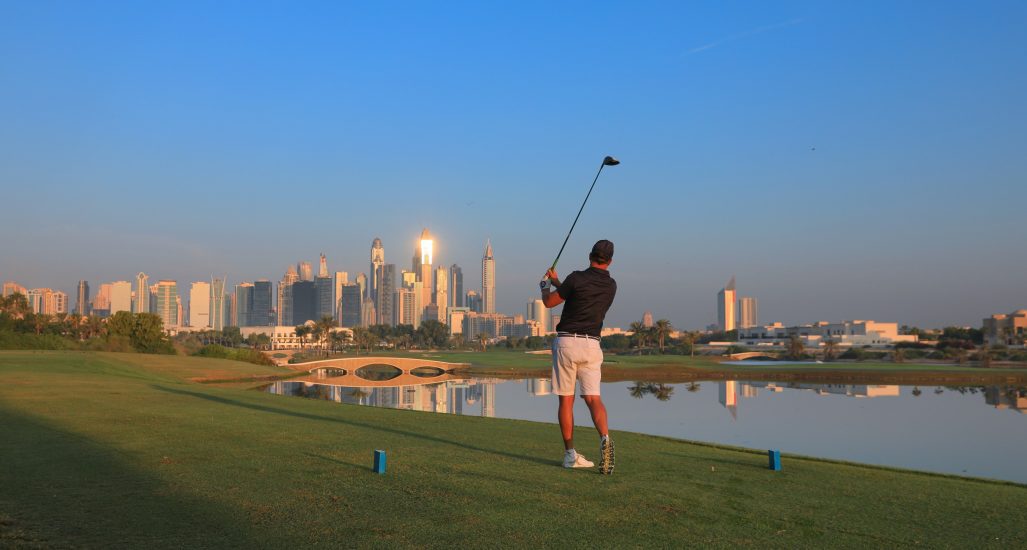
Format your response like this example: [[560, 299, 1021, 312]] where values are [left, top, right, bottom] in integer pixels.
[[1, 351, 1025, 548]]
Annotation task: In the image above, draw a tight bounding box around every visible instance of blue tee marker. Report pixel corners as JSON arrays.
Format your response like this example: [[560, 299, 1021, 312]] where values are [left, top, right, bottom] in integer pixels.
[[768, 449, 782, 471], [373, 450, 387, 474]]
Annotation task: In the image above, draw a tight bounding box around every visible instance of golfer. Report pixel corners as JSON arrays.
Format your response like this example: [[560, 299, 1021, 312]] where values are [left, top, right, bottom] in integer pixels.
[[541, 239, 617, 474]]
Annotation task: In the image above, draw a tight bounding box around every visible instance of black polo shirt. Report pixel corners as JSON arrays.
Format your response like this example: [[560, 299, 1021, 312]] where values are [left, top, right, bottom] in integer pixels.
[[555, 266, 617, 337]]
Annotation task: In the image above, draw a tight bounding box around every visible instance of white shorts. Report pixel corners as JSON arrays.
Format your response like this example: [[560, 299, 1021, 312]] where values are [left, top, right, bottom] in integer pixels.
[[551, 336, 603, 396]]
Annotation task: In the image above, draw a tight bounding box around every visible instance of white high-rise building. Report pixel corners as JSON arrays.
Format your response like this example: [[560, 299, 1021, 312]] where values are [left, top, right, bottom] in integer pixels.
[[738, 296, 758, 329], [110, 281, 132, 314], [92, 283, 112, 313], [527, 299, 549, 334], [370, 237, 384, 301], [189, 281, 211, 328], [154, 280, 178, 327], [717, 276, 737, 332], [482, 240, 495, 314], [210, 277, 227, 331]]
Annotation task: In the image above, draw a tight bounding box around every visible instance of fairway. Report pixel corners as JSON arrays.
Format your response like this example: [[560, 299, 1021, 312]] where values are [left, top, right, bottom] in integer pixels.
[[1, 351, 1025, 548]]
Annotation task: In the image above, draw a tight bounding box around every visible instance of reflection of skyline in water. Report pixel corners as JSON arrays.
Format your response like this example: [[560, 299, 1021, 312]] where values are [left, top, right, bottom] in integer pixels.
[[269, 379, 503, 417], [714, 381, 1027, 419]]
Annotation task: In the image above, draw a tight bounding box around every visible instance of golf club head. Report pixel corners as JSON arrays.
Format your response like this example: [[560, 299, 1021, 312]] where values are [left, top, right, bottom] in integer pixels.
[[603, 156, 620, 166]]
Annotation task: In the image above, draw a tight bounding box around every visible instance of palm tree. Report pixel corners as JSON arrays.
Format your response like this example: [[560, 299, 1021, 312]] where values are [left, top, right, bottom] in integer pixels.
[[912, 386, 922, 397], [786, 335, 805, 360], [293, 325, 311, 350], [654, 319, 674, 354], [823, 338, 838, 362], [892, 347, 906, 363], [313, 316, 338, 356], [629, 321, 648, 352], [686, 381, 701, 393], [476, 332, 489, 352], [683, 331, 697, 358]]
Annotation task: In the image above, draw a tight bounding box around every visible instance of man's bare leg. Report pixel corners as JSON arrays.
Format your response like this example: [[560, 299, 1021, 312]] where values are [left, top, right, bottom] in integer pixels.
[[558, 395, 576, 450], [582, 395, 608, 437]]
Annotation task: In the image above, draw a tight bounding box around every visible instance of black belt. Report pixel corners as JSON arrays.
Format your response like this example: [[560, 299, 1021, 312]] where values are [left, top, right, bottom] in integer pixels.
[[557, 332, 601, 341]]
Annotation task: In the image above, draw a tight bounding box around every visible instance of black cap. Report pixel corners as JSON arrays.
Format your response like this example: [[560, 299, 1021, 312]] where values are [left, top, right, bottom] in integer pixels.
[[590, 239, 614, 263]]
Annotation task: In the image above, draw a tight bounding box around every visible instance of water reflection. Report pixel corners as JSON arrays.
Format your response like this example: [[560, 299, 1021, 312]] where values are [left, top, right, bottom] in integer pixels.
[[627, 382, 675, 401], [269, 378, 502, 417], [707, 381, 1027, 419]]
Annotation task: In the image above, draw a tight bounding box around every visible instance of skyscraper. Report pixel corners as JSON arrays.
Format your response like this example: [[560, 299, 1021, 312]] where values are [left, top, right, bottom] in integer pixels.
[[210, 277, 227, 331], [466, 290, 482, 313], [252, 280, 273, 326], [278, 265, 298, 326], [315, 275, 334, 320], [378, 264, 395, 326], [355, 273, 367, 302], [370, 237, 384, 302], [738, 296, 758, 329], [189, 281, 210, 328], [92, 283, 112, 317], [481, 240, 495, 314], [717, 276, 737, 332], [340, 284, 362, 328], [134, 272, 149, 313], [528, 299, 548, 333], [235, 283, 254, 326], [416, 228, 433, 311], [110, 281, 132, 314], [642, 311, 654, 328], [298, 261, 313, 281], [290, 280, 316, 325], [450, 264, 463, 308], [75, 280, 90, 316], [394, 287, 418, 327], [434, 265, 448, 322], [318, 253, 329, 278], [155, 281, 179, 327]]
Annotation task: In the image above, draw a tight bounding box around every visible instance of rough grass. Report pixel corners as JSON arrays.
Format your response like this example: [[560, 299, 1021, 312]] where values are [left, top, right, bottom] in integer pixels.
[[1, 351, 1025, 548]]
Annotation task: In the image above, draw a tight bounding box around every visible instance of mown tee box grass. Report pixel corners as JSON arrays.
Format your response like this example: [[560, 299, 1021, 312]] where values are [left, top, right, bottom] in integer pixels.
[[1, 351, 1025, 548]]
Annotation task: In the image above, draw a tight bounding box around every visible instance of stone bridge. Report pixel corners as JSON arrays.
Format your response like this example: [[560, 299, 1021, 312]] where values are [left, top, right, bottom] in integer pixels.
[[725, 351, 778, 361], [285, 356, 471, 388]]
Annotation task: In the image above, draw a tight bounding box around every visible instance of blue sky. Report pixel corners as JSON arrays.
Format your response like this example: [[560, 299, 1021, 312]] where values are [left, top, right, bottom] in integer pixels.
[[1, 1, 1024, 329]]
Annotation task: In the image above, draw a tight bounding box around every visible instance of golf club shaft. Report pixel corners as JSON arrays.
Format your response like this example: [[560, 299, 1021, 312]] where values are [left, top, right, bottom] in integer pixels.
[[548, 162, 607, 276]]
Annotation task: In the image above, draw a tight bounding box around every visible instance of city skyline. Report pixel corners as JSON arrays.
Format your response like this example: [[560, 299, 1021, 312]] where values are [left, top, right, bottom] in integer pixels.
[[2, 3, 1025, 328]]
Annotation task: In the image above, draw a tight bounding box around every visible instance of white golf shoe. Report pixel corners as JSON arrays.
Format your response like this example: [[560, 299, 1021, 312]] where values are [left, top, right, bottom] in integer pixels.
[[563, 450, 594, 469]]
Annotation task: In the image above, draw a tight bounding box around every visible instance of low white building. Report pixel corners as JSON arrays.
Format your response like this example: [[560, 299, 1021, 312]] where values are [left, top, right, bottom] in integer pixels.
[[739, 320, 917, 349], [240, 325, 353, 350]]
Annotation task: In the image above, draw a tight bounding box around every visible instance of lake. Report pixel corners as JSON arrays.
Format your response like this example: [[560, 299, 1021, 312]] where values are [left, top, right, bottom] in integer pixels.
[[266, 377, 1027, 483]]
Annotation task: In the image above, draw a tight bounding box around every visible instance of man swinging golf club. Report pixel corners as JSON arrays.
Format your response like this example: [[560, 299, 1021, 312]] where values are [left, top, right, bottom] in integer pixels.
[[541, 239, 617, 474]]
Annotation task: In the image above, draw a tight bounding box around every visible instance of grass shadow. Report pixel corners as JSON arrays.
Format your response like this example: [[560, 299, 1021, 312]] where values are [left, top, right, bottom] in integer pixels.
[[152, 384, 556, 467], [0, 402, 276, 547]]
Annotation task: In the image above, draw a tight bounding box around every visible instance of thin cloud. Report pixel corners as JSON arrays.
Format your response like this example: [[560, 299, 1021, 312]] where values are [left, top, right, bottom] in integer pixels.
[[686, 18, 804, 55]]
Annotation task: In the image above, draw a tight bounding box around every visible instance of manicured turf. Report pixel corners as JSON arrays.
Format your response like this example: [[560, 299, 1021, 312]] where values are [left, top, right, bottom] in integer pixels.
[[1, 351, 1025, 548]]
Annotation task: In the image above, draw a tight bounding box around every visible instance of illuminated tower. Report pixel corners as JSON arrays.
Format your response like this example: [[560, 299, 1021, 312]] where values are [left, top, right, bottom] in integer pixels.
[[189, 281, 210, 328], [717, 276, 737, 332], [210, 277, 227, 331], [416, 228, 433, 311], [481, 240, 495, 314]]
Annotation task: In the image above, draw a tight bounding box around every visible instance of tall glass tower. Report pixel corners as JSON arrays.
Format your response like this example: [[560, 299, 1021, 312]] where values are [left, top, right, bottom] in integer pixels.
[[481, 240, 495, 314]]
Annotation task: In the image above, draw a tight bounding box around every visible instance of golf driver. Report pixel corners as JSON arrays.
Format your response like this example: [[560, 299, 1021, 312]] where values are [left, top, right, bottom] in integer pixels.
[[544, 155, 620, 283]]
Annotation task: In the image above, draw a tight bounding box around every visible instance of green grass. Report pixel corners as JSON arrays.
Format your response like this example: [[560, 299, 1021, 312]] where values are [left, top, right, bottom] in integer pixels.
[[1, 350, 1025, 548]]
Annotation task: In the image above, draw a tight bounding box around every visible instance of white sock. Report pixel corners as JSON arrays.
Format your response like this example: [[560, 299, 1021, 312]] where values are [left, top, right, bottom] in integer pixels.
[[565, 449, 576, 458], [601, 435, 609, 443]]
